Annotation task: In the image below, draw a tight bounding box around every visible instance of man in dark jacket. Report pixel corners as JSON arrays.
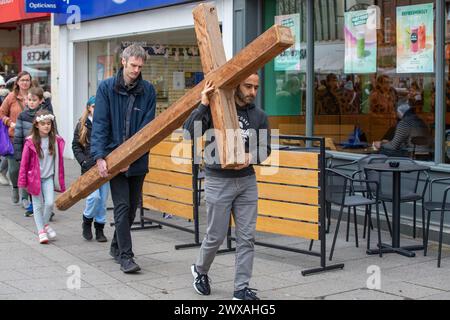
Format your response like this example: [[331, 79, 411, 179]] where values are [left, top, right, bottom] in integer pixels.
[[183, 73, 271, 300], [91, 44, 156, 274]]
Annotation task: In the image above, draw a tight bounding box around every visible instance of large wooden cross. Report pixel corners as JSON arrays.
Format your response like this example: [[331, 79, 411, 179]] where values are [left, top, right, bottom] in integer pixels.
[[55, 3, 293, 211]]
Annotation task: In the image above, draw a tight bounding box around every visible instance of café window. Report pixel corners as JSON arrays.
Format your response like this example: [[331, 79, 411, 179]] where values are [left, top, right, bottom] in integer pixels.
[[265, 0, 438, 162]]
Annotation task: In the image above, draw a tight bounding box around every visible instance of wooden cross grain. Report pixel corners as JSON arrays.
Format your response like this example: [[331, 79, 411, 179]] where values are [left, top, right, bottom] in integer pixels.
[[55, 3, 294, 211]]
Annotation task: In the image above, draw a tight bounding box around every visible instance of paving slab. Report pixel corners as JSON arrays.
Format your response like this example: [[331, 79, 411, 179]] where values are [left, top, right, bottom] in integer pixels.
[[0, 158, 449, 300]]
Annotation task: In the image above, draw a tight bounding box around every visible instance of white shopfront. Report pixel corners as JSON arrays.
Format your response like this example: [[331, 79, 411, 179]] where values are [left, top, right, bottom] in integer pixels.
[[52, 0, 233, 158]]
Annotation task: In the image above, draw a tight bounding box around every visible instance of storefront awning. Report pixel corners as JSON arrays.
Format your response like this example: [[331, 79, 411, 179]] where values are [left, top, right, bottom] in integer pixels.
[[0, 0, 49, 25]]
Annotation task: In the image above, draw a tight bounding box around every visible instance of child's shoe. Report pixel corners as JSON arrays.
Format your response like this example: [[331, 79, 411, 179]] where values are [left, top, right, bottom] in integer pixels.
[[44, 224, 56, 240], [39, 230, 49, 244]]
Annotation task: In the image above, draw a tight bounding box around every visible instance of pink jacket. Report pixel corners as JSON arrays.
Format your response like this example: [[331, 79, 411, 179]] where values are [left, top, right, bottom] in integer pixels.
[[18, 135, 66, 196]]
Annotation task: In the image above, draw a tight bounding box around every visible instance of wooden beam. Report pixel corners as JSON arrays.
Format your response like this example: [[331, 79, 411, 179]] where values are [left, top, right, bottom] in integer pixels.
[[193, 4, 244, 168], [55, 20, 293, 211]]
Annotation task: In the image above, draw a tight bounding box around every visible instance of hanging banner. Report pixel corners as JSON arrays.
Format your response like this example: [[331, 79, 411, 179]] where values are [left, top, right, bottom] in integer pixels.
[[396, 3, 434, 73], [274, 13, 301, 71], [344, 9, 377, 74]]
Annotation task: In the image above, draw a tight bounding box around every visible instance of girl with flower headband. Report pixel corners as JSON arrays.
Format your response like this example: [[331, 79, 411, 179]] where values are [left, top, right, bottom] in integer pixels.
[[18, 109, 66, 244]]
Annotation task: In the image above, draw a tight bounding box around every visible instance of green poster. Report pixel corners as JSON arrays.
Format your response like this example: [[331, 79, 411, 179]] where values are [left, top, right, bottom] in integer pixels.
[[344, 9, 377, 74], [274, 13, 301, 71], [396, 3, 434, 73]]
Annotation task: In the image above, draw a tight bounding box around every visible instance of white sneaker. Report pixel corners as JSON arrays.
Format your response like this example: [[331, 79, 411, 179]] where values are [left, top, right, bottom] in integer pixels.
[[0, 172, 8, 186], [44, 225, 56, 240], [39, 231, 49, 244]]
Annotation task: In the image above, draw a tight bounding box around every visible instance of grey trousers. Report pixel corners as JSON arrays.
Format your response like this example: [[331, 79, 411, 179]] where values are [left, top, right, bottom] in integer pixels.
[[196, 174, 258, 291]]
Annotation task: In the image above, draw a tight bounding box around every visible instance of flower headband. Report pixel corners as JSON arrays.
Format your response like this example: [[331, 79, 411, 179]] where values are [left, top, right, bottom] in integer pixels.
[[36, 114, 55, 122]]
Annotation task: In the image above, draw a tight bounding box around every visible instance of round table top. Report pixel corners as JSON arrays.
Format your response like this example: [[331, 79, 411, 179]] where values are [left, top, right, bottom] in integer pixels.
[[364, 162, 430, 172]]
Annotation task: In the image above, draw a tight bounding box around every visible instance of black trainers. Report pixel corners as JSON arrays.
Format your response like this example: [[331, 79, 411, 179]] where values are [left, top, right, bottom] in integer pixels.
[[233, 287, 260, 300], [120, 257, 141, 274], [191, 264, 211, 295]]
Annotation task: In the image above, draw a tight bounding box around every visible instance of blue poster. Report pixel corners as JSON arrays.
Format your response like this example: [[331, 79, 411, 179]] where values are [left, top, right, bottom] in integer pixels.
[[54, 0, 197, 25]]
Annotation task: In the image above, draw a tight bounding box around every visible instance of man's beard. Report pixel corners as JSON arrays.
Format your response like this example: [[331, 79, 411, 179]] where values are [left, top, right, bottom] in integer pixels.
[[236, 87, 255, 104]]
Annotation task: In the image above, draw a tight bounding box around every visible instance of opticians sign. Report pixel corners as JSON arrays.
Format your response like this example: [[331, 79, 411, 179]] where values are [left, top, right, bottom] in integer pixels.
[[53, 0, 197, 25], [22, 47, 51, 66], [25, 0, 66, 13]]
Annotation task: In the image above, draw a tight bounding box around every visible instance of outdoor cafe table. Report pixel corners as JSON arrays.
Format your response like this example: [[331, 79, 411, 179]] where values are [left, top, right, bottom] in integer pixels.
[[364, 162, 430, 257]]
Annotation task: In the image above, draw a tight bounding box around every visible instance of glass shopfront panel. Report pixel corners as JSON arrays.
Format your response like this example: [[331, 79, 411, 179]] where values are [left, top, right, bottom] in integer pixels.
[[22, 21, 51, 89], [87, 28, 203, 117], [265, 0, 440, 162]]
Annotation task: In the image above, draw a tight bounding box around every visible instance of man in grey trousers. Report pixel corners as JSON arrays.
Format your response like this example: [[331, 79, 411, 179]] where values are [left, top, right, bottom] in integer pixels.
[[183, 73, 271, 300]]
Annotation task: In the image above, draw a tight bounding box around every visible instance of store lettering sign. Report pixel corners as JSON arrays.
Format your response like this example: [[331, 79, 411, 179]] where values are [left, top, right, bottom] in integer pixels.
[[25, 0, 66, 13], [22, 48, 51, 65], [54, 0, 196, 25]]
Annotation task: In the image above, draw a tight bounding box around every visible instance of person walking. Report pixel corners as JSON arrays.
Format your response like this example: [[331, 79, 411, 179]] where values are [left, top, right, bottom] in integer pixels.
[[0, 71, 32, 206], [183, 73, 271, 300], [72, 96, 109, 242], [14, 86, 54, 216], [0, 76, 10, 186], [17, 110, 65, 244], [91, 44, 156, 273]]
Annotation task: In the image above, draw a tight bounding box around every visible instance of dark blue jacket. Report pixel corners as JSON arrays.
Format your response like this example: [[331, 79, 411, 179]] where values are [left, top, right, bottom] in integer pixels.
[[91, 68, 156, 176]]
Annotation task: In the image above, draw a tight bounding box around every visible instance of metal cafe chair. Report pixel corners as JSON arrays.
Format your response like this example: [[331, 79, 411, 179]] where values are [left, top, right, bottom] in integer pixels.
[[374, 157, 430, 239], [327, 168, 383, 261], [331, 154, 391, 239], [410, 136, 433, 161], [423, 177, 450, 267]]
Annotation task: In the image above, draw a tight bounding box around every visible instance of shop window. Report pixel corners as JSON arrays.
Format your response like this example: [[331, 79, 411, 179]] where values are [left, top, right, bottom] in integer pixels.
[[87, 29, 203, 117], [22, 21, 51, 88], [266, 0, 436, 161]]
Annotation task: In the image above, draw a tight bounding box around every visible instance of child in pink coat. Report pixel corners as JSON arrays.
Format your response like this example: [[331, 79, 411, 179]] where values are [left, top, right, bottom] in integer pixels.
[[18, 110, 65, 244]]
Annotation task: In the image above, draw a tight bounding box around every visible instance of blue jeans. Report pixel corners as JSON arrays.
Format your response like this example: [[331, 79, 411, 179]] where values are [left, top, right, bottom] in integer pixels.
[[83, 182, 109, 224], [32, 177, 54, 232]]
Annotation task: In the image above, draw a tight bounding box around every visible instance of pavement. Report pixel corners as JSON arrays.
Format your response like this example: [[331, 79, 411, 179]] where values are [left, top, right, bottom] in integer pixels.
[[1, 158, 450, 300]]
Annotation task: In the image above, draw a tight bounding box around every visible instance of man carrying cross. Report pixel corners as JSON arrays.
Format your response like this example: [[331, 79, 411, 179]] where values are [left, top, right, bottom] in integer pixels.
[[91, 44, 156, 274], [183, 73, 271, 300]]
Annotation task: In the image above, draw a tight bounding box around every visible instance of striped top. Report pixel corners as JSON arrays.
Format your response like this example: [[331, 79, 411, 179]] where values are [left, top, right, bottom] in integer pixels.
[[382, 111, 431, 152]]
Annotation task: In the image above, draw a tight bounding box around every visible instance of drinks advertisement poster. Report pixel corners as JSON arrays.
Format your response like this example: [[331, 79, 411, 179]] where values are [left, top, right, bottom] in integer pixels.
[[396, 3, 434, 73], [274, 13, 301, 71], [344, 9, 377, 74]]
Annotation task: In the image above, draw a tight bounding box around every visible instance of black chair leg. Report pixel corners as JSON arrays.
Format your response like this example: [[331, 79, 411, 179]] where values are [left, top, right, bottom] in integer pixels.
[[367, 206, 372, 251], [346, 207, 351, 242], [353, 206, 359, 247], [421, 205, 426, 248], [363, 205, 368, 239], [326, 202, 331, 234], [382, 201, 393, 237], [376, 202, 382, 258], [424, 211, 431, 256], [438, 210, 445, 268], [413, 201, 417, 239], [329, 205, 345, 261]]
